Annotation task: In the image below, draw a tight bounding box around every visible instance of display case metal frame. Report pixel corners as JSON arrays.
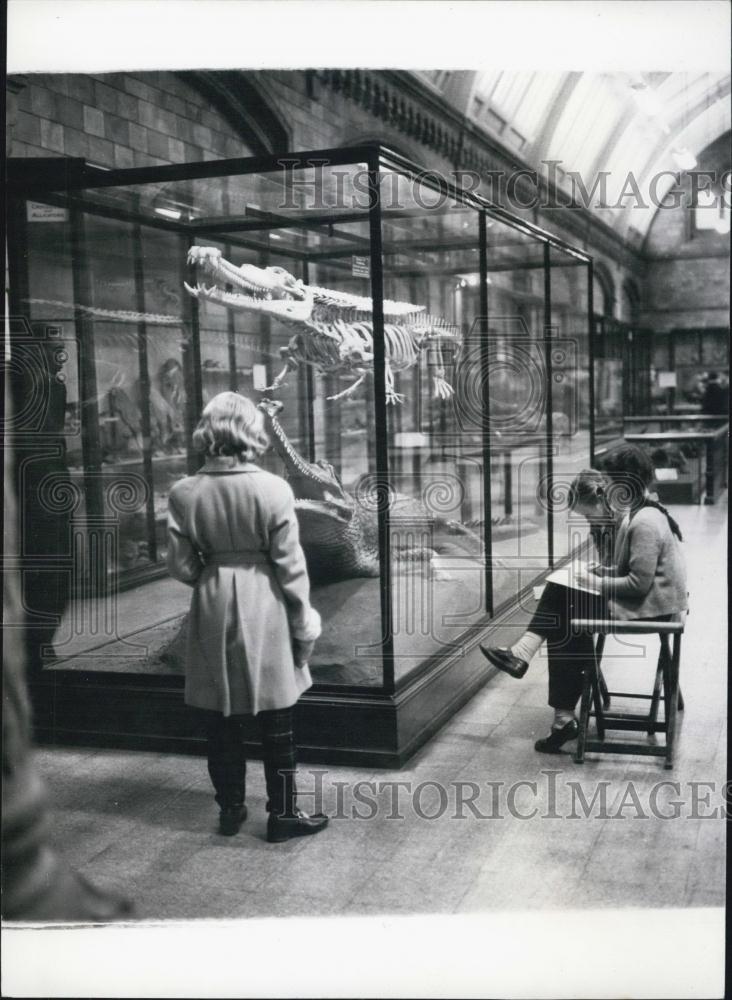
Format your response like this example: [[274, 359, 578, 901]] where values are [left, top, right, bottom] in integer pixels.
[[8, 144, 595, 764]]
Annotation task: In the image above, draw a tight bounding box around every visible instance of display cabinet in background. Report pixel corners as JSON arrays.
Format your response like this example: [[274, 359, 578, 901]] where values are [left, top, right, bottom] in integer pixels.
[[7, 145, 594, 764]]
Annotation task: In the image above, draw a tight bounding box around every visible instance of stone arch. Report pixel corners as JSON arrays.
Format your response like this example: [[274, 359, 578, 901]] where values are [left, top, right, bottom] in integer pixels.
[[178, 70, 291, 155], [593, 261, 616, 318]]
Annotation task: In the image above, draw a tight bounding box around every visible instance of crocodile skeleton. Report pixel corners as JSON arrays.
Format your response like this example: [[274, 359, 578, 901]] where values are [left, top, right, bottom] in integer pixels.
[[185, 246, 460, 405]]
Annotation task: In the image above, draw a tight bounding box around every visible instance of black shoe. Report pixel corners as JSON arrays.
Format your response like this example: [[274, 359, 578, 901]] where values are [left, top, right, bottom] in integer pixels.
[[267, 809, 329, 844], [534, 719, 579, 754], [219, 803, 248, 836], [480, 645, 529, 679]]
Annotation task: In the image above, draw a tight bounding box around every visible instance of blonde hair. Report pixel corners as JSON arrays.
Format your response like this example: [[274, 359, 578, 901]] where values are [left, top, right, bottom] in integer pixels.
[[192, 392, 269, 460]]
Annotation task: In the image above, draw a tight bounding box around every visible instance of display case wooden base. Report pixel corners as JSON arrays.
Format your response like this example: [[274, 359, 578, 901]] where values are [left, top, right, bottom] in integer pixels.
[[29, 637, 500, 768]]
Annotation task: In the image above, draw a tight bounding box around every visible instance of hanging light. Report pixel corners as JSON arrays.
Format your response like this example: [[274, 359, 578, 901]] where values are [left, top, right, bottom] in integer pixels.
[[155, 206, 182, 220], [714, 214, 730, 234]]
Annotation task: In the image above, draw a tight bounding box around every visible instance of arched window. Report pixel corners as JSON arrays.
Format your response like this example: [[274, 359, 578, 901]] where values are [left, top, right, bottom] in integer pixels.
[[689, 131, 731, 238]]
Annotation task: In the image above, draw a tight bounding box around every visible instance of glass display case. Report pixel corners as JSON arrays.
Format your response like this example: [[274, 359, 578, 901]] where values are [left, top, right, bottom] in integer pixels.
[[7, 145, 594, 763]]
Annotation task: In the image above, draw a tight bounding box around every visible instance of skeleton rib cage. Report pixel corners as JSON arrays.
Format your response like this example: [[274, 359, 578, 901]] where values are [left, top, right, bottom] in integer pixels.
[[268, 307, 460, 404]]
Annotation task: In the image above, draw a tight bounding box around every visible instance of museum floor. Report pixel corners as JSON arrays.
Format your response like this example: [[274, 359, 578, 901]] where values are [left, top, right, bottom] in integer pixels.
[[32, 498, 726, 920]]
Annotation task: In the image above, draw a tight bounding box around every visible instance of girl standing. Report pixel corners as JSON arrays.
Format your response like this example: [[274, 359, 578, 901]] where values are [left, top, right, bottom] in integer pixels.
[[167, 392, 327, 842]]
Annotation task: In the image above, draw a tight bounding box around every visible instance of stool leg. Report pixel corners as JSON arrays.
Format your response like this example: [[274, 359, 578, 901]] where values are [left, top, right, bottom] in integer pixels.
[[648, 637, 667, 736], [664, 635, 681, 770], [575, 645, 599, 765], [590, 660, 605, 742], [677, 687, 685, 712], [596, 632, 610, 709], [598, 670, 611, 710]]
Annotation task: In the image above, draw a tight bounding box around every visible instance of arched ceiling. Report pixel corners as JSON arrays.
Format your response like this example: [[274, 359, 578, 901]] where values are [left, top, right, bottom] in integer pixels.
[[417, 70, 731, 241]]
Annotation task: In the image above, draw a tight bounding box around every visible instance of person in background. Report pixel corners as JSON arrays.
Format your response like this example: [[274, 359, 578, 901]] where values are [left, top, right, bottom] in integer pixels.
[[480, 446, 687, 753], [700, 371, 728, 416], [166, 392, 328, 842]]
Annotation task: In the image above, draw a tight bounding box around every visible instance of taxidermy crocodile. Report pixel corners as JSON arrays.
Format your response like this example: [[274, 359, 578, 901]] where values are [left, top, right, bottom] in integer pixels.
[[257, 397, 488, 582], [256, 400, 535, 580], [185, 246, 460, 405]]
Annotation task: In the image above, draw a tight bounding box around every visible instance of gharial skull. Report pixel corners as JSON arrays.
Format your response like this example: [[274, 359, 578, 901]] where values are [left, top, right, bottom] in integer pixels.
[[185, 247, 315, 322], [187, 246, 307, 300]]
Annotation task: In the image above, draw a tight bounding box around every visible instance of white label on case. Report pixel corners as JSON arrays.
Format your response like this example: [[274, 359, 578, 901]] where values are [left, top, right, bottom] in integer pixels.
[[27, 201, 68, 222]]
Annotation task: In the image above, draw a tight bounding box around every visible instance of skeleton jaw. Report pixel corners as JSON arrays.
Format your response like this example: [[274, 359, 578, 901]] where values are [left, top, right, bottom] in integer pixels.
[[186, 247, 314, 321], [184, 281, 315, 322], [187, 246, 307, 299], [186, 247, 426, 320]]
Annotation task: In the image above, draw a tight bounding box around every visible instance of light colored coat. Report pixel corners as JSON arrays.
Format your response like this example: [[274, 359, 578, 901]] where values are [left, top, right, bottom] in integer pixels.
[[166, 457, 321, 716], [599, 506, 688, 621]]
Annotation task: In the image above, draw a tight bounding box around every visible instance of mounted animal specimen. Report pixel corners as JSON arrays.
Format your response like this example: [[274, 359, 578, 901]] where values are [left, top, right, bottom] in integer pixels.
[[257, 398, 487, 582]]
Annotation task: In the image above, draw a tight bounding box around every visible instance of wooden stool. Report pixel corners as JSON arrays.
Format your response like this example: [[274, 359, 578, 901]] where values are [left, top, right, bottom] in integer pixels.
[[597, 657, 684, 712], [572, 619, 684, 770]]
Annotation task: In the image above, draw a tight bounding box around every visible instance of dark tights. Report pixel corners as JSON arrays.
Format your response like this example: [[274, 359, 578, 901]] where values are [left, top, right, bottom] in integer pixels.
[[202, 707, 297, 816], [528, 582, 672, 711], [527, 582, 607, 711]]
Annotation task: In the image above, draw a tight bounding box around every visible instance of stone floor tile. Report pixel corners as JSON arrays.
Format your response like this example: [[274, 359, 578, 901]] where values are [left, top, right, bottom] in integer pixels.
[[80, 824, 206, 882], [347, 850, 483, 915], [449, 699, 513, 727], [258, 842, 379, 905], [567, 876, 686, 909], [580, 840, 694, 890], [684, 885, 726, 908], [456, 864, 580, 912], [123, 873, 273, 921]]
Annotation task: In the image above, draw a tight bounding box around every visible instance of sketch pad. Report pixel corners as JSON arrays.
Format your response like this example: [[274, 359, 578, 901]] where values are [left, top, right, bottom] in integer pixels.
[[543, 562, 601, 595]]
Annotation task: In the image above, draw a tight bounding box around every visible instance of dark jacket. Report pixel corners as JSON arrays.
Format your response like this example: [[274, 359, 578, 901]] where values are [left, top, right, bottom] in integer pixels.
[[598, 507, 688, 620], [701, 381, 728, 416]]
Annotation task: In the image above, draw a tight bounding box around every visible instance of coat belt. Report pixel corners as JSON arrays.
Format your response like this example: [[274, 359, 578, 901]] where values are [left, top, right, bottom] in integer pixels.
[[205, 551, 270, 567]]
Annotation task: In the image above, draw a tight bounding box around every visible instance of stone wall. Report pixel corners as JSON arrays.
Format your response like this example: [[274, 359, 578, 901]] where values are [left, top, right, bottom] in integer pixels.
[[9, 71, 257, 169]]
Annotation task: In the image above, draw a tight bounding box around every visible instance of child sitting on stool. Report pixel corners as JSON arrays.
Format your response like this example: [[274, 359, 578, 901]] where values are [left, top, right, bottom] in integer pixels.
[[481, 445, 687, 753]]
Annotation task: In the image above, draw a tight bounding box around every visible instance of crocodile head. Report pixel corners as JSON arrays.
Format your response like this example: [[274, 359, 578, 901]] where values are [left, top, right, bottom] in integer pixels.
[[185, 246, 314, 322], [258, 398, 354, 517]]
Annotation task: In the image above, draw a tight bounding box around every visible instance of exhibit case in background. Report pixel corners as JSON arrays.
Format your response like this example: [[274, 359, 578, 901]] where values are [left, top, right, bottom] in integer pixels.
[[7, 145, 595, 764]]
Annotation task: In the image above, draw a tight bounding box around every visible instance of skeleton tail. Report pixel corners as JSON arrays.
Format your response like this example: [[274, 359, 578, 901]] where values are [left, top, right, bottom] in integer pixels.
[[23, 298, 181, 326]]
